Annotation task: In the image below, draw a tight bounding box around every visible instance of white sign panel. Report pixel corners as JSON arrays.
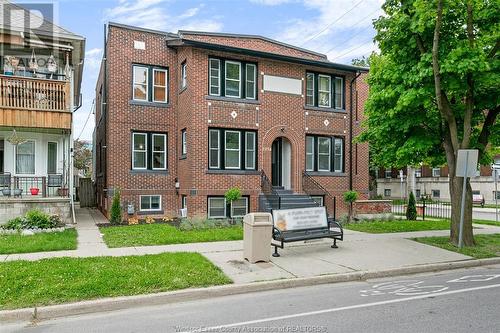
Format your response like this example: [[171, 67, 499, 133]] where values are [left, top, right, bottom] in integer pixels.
[[456, 149, 479, 177], [272, 207, 327, 231], [263, 75, 302, 95]]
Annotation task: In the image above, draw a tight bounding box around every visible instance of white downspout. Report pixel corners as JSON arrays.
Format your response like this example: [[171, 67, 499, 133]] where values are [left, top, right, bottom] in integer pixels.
[[69, 72, 76, 224]]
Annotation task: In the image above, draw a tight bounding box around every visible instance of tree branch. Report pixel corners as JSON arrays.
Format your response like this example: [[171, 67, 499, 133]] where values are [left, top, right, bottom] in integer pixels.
[[477, 107, 500, 155], [488, 40, 500, 58], [432, 0, 460, 152], [462, 0, 475, 148]]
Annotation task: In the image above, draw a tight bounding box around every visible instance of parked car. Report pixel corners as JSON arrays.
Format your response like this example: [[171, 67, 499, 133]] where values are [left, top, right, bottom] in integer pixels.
[[472, 194, 485, 207]]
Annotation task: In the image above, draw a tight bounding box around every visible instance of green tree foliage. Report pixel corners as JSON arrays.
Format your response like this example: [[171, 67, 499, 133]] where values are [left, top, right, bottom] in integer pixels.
[[406, 192, 417, 221], [73, 140, 92, 177], [110, 189, 122, 225], [358, 0, 499, 246], [351, 55, 371, 67]]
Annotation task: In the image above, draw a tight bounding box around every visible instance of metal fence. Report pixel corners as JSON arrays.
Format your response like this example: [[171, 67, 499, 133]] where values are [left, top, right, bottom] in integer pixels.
[[391, 199, 451, 220]]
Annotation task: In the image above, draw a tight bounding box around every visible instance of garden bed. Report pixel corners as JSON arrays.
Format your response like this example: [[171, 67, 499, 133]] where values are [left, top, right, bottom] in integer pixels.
[[0, 252, 231, 309]]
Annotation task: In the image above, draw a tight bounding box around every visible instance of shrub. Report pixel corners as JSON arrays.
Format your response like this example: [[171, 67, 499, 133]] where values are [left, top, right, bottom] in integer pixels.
[[406, 192, 417, 220], [25, 210, 55, 229], [343, 190, 359, 223], [3, 210, 57, 230], [3, 217, 26, 230], [225, 187, 242, 204], [343, 191, 359, 203], [127, 217, 139, 225], [145, 216, 155, 224], [110, 189, 122, 225]]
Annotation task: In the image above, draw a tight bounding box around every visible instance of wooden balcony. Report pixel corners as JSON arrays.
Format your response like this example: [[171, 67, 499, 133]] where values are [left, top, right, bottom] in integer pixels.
[[0, 75, 71, 130]]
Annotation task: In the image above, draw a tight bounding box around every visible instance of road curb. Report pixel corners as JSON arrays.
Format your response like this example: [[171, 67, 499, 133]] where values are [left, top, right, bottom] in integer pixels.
[[2, 257, 500, 323]]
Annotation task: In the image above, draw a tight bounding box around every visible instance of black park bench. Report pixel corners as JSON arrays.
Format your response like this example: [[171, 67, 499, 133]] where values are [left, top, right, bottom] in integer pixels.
[[271, 207, 344, 257]]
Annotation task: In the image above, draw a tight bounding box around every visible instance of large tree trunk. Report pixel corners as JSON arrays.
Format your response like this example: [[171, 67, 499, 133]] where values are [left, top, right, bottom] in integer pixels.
[[449, 176, 475, 246], [444, 140, 475, 246]]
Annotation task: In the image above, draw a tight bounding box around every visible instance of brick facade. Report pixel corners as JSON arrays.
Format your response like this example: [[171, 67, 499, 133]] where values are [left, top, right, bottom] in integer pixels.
[[94, 23, 370, 220]]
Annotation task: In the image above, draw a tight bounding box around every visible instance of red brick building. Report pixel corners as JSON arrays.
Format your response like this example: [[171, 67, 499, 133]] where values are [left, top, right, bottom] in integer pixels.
[[94, 22, 369, 220]]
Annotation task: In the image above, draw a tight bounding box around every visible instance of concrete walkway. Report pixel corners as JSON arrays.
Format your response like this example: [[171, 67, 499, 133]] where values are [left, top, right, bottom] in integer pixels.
[[1, 208, 499, 285]]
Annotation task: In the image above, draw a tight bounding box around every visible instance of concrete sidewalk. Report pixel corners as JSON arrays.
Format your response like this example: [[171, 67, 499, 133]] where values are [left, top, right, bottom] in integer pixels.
[[1, 208, 499, 285]]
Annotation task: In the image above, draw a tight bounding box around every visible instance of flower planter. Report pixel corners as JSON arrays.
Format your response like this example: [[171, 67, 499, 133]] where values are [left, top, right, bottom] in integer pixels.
[[30, 188, 40, 195], [2, 188, 11, 196], [13, 188, 23, 197]]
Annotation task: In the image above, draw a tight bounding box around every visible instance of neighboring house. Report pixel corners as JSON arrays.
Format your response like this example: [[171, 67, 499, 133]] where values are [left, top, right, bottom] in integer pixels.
[[377, 156, 500, 204], [0, 1, 85, 223], [94, 22, 369, 220]]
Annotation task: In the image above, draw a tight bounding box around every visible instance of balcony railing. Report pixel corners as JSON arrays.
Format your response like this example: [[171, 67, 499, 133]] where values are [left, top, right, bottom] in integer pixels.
[[0, 174, 68, 198], [0, 74, 70, 112]]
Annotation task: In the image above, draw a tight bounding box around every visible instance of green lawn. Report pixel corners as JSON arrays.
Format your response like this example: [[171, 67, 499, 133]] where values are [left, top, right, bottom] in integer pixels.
[[0, 252, 231, 309], [100, 224, 243, 248], [0, 229, 77, 254], [415, 234, 500, 259], [344, 219, 450, 233]]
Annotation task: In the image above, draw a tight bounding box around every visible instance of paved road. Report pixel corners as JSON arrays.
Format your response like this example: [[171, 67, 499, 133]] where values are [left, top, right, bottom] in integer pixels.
[[3, 265, 500, 333]]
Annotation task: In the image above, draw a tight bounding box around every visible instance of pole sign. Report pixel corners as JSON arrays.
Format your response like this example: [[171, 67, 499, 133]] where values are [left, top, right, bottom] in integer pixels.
[[456, 149, 479, 248], [272, 207, 327, 232], [456, 149, 479, 177]]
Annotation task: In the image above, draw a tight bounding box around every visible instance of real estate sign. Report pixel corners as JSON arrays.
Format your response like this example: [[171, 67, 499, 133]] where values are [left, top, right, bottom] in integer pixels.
[[272, 207, 327, 231]]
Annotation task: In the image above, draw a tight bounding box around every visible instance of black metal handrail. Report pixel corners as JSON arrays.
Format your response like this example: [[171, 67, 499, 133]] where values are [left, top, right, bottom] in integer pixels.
[[302, 171, 337, 219], [260, 170, 281, 210]]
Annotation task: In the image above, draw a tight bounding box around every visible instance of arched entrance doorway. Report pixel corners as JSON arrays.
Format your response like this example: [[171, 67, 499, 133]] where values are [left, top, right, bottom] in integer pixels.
[[271, 137, 292, 190]]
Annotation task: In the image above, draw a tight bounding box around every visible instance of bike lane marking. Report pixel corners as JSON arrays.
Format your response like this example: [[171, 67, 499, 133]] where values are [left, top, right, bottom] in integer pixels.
[[179, 284, 500, 333]]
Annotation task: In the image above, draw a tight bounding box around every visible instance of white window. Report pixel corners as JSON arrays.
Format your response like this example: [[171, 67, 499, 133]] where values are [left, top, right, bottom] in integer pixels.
[[311, 196, 324, 206], [432, 168, 441, 177], [16, 140, 35, 174], [306, 136, 314, 171], [132, 133, 147, 170], [384, 189, 391, 197], [47, 141, 58, 174], [181, 62, 187, 89], [209, 59, 221, 96], [231, 197, 248, 218], [208, 197, 226, 218], [181, 130, 187, 156], [306, 73, 314, 106], [152, 134, 166, 170], [225, 131, 241, 169], [133, 66, 148, 101], [317, 137, 331, 172], [385, 170, 392, 178], [182, 195, 187, 209], [153, 68, 168, 103], [245, 64, 256, 99], [432, 190, 440, 198], [334, 77, 343, 109], [415, 169, 422, 177], [334, 138, 343, 172], [225, 61, 241, 98], [245, 132, 256, 169], [140, 195, 161, 211], [209, 129, 220, 169], [318, 74, 331, 108]]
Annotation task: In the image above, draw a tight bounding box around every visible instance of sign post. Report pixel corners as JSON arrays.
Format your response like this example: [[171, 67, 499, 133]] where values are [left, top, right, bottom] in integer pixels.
[[400, 169, 404, 201], [493, 166, 499, 223], [456, 149, 479, 248]]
